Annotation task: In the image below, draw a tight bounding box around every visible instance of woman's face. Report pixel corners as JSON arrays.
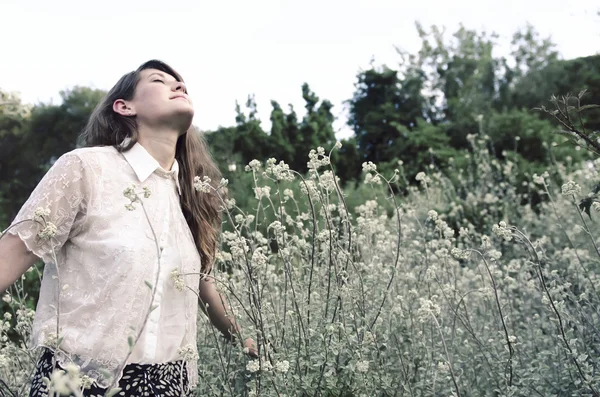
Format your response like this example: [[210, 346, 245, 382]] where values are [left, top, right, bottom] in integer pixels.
[[117, 68, 194, 133]]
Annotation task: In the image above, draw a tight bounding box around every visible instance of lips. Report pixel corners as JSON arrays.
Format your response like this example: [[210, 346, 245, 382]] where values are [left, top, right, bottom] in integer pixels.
[[171, 95, 189, 102]]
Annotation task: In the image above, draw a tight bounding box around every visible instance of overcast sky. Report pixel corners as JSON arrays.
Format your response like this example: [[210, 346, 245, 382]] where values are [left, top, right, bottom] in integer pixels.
[[1, 0, 598, 138]]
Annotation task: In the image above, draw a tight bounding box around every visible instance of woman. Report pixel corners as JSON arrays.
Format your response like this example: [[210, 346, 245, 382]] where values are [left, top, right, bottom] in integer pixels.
[[0, 60, 256, 396]]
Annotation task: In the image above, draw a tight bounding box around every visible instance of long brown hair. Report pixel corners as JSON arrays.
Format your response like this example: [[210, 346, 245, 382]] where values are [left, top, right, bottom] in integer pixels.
[[79, 60, 222, 274]]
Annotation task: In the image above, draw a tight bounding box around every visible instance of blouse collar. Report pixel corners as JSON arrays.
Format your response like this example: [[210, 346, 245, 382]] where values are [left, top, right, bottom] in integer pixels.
[[121, 140, 182, 195]]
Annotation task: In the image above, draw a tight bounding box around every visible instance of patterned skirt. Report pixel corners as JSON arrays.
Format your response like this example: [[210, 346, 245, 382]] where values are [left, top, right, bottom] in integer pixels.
[[29, 348, 189, 397]]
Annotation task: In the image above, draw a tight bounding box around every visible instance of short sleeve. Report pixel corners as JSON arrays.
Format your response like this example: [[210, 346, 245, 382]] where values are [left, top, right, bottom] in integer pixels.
[[6, 152, 90, 264]]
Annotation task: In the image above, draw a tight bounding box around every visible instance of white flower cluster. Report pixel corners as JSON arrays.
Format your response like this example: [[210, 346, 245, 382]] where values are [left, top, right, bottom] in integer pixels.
[[193, 176, 213, 193], [299, 180, 319, 197], [283, 189, 294, 200], [254, 186, 271, 200], [561, 181, 581, 196], [38, 222, 57, 240], [532, 172, 549, 185], [362, 162, 377, 173], [123, 184, 151, 210], [251, 249, 268, 269], [492, 221, 512, 242], [170, 268, 186, 292], [268, 221, 285, 234], [265, 158, 295, 181], [451, 247, 470, 260], [431, 215, 454, 240], [415, 172, 432, 186], [307, 147, 330, 170], [417, 297, 441, 322], [34, 207, 51, 222], [275, 360, 290, 373], [319, 170, 337, 191], [235, 214, 255, 227], [43, 364, 86, 395], [222, 231, 249, 260], [245, 159, 262, 172], [364, 173, 381, 185], [356, 360, 369, 373], [246, 359, 273, 373], [246, 360, 260, 373], [177, 344, 199, 361], [427, 210, 438, 222]]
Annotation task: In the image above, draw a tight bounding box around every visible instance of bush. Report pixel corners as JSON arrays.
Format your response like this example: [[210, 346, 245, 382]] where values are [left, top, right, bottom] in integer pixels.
[[2, 136, 600, 396]]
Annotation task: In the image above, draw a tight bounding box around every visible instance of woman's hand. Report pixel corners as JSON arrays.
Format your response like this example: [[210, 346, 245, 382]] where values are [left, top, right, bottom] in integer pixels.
[[243, 337, 258, 358]]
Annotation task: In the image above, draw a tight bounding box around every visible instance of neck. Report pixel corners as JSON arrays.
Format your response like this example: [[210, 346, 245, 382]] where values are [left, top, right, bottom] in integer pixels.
[[136, 126, 179, 170]]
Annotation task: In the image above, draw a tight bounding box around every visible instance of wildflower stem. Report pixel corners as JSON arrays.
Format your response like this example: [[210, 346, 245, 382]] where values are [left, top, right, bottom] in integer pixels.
[[472, 250, 514, 388], [430, 314, 462, 397], [104, 197, 162, 395], [513, 228, 600, 397], [369, 173, 403, 329]]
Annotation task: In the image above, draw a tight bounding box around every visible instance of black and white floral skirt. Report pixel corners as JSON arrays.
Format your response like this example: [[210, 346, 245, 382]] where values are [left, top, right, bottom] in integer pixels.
[[29, 348, 189, 397]]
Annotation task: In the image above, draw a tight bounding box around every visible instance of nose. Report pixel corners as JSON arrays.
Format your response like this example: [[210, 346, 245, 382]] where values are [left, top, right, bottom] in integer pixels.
[[173, 81, 187, 93]]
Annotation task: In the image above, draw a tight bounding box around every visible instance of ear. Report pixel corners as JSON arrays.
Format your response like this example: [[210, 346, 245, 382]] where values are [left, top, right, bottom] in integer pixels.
[[113, 99, 136, 117]]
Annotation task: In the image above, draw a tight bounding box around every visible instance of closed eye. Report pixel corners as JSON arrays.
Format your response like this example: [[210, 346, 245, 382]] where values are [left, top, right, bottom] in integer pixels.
[[153, 79, 164, 83]]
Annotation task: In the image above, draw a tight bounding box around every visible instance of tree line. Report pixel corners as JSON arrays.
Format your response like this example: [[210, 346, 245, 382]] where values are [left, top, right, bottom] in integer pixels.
[[1, 23, 599, 226]]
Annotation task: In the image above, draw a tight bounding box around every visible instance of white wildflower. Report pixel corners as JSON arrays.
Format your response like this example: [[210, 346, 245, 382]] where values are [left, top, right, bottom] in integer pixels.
[[492, 221, 512, 241], [451, 247, 470, 260], [307, 148, 330, 170], [532, 173, 546, 185], [283, 189, 294, 199], [417, 297, 441, 322], [300, 180, 318, 196], [193, 176, 212, 193], [319, 170, 337, 191], [356, 360, 369, 373], [142, 186, 151, 198], [415, 172, 426, 182], [123, 185, 138, 202], [245, 159, 262, 172], [334, 141, 342, 149], [437, 361, 449, 372], [427, 210, 438, 221], [46, 369, 71, 395], [2, 294, 12, 303], [481, 235, 492, 249], [170, 268, 185, 292], [266, 160, 295, 181], [251, 250, 268, 268], [177, 344, 199, 361], [38, 222, 57, 240], [254, 186, 271, 200], [34, 207, 51, 222], [268, 221, 285, 234], [275, 360, 290, 373], [224, 198, 236, 209], [246, 359, 261, 373], [561, 181, 581, 196], [362, 161, 377, 173]]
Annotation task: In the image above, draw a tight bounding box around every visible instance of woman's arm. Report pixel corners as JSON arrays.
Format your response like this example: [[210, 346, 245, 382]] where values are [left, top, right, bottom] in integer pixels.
[[198, 276, 257, 355], [0, 233, 39, 294], [198, 276, 241, 340]]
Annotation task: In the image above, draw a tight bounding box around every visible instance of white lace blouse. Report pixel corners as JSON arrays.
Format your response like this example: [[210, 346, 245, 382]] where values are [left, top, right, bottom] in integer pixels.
[[7, 143, 202, 390]]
